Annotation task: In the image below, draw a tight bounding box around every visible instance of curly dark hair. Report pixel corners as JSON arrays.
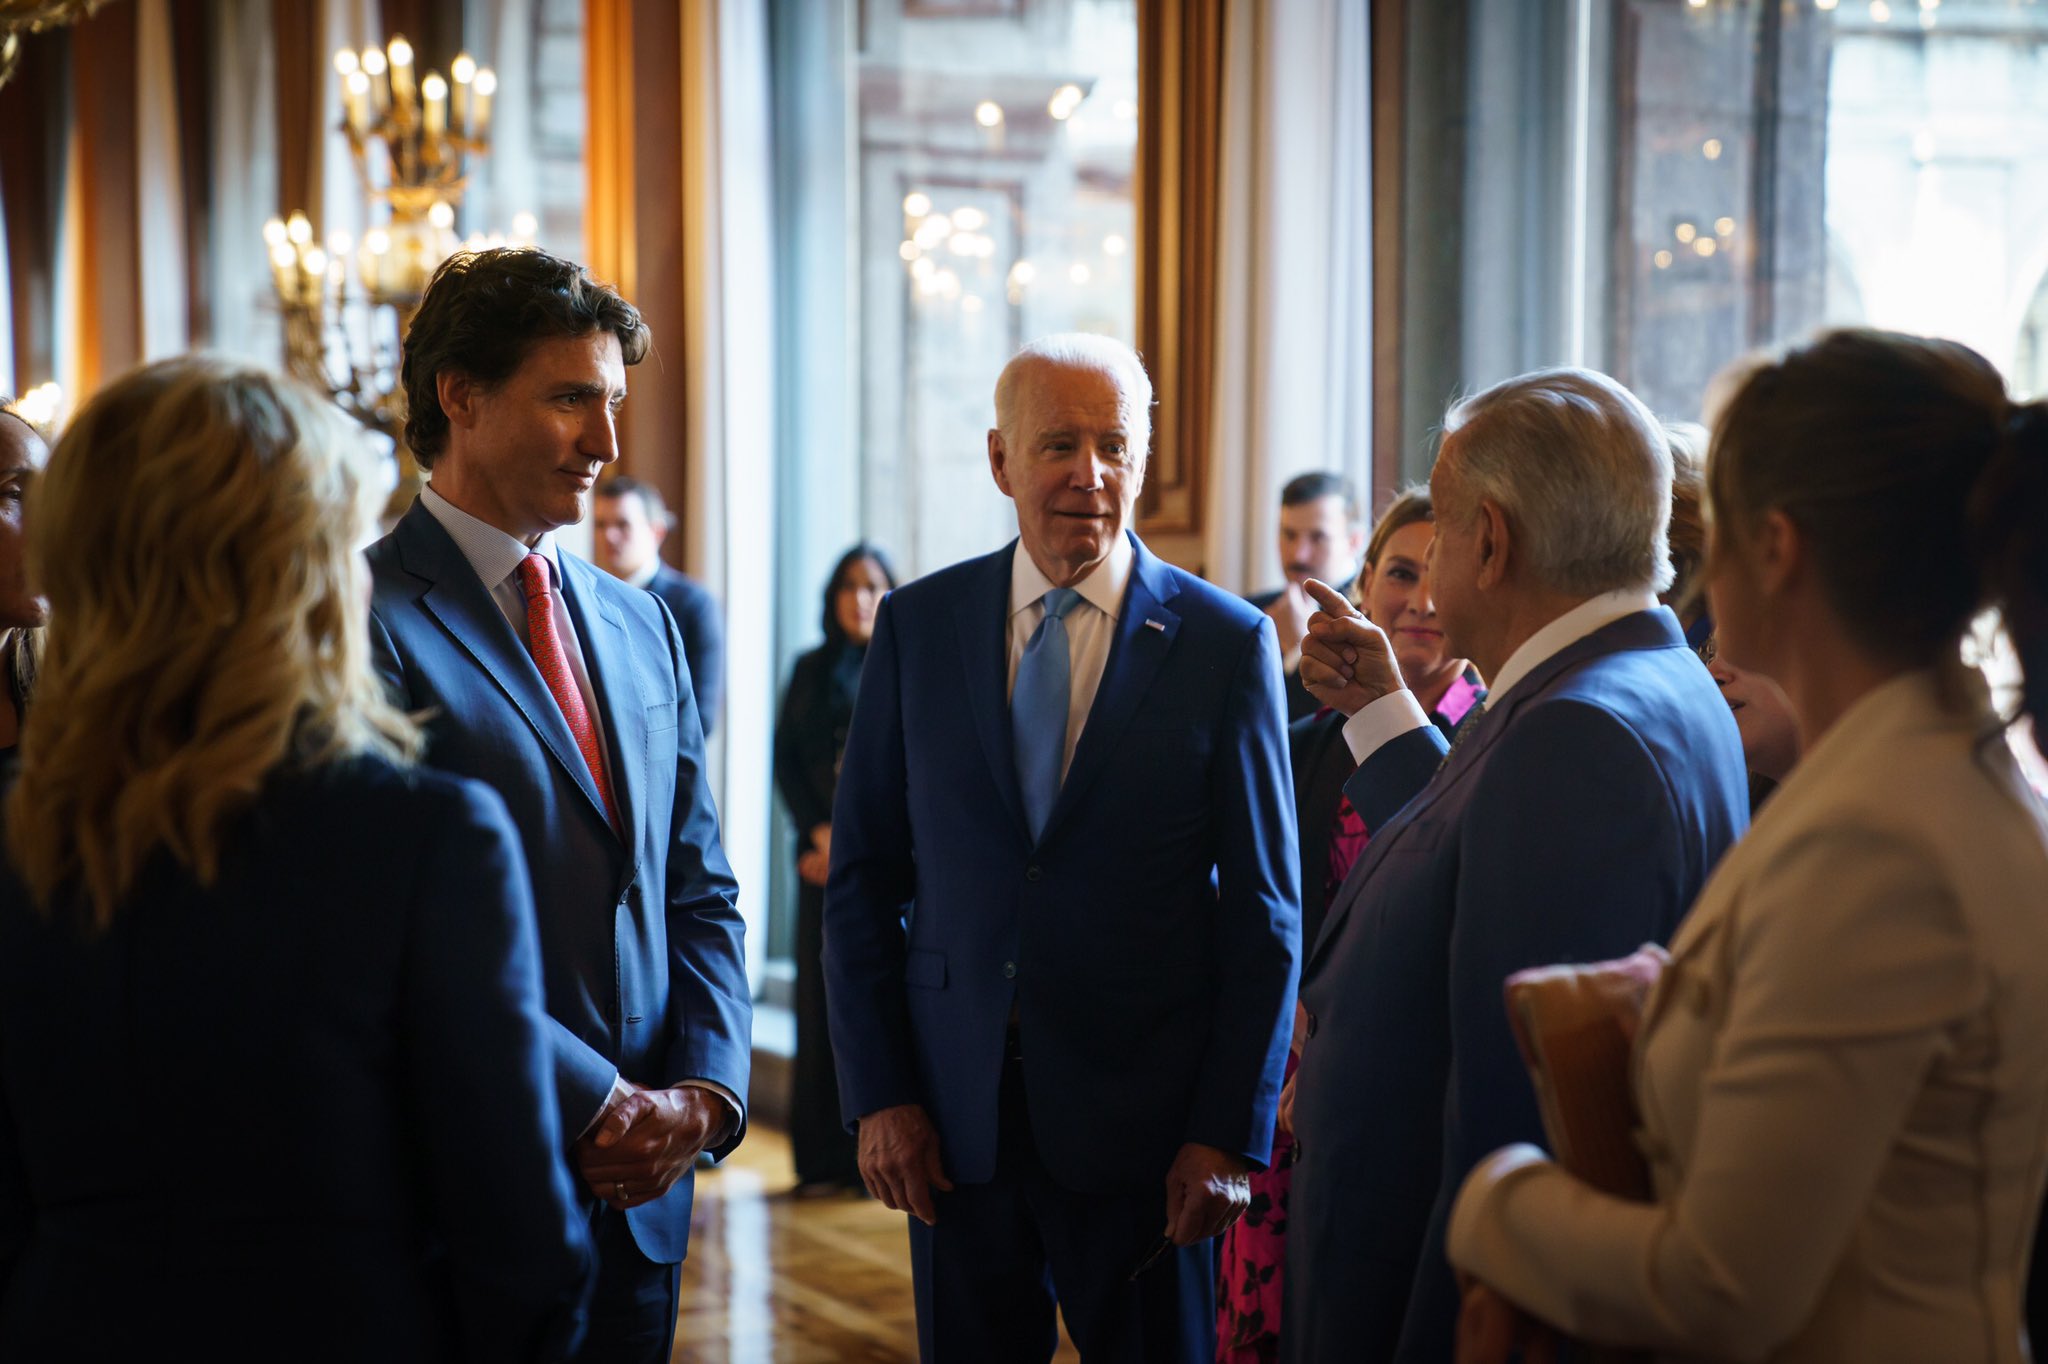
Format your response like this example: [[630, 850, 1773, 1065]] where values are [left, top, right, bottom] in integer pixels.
[[400, 248, 650, 468]]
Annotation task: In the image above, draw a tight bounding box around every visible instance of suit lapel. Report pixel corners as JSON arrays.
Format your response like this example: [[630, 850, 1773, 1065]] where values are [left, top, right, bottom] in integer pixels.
[[561, 555, 640, 858], [1306, 607, 1689, 971], [1037, 534, 1181, 848], [956, 544, 1032, 844], [397, 505, 614, 835]]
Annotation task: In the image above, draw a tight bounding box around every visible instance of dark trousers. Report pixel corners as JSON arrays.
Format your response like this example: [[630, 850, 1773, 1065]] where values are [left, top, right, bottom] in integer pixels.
[[568, 1202, 682, 1364], [908, 1049, 1218, 1363], [792, 877, 860, 1185]]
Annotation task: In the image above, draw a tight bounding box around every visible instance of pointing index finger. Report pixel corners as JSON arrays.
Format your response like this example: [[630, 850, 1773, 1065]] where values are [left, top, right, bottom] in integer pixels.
[[1301, 578, 1356, 618]]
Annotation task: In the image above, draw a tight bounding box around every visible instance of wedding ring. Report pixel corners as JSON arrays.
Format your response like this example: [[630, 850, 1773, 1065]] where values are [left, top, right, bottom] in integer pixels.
[[615, 1182, 627, 1202]]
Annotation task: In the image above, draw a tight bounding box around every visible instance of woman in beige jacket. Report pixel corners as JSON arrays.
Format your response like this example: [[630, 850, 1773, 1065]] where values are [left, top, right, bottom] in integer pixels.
[[1448, 328, 2048, 1364]]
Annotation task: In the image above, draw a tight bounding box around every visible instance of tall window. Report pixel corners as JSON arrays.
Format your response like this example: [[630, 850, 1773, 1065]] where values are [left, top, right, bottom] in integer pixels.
[[763, 0, 1139, 971], [1614, 0, 2048, 419]]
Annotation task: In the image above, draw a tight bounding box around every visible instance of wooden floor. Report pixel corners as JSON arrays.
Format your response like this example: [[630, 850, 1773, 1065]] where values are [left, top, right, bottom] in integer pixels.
[[674, 1127, 1080, 1362]]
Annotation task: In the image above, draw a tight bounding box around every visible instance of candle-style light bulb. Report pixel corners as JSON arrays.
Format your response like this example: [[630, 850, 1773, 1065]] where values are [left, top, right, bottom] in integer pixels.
[[361, 46, 390, 114], [422, 72, 448, 138], [387, 36, 415, 107], [472, 68, 496, 143], [333, 49, 358, 77], [286, 212, 313, 244], [263, 217, 288, 248], [450, 52, 474, 134]]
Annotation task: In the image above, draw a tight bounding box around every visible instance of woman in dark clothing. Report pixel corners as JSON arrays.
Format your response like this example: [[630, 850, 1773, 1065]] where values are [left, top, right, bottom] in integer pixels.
[[774, 543, 898, 1194]]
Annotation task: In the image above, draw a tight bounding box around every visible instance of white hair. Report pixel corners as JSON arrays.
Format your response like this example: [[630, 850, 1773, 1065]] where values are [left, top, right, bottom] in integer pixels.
[[1436, 367, 1674, 596], [993, 333, 1155, 450]]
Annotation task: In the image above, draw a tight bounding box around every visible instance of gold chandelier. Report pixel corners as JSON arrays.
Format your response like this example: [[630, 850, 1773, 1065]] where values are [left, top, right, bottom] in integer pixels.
[[0, 0, 116, 88], [264, 35, 520, 511]]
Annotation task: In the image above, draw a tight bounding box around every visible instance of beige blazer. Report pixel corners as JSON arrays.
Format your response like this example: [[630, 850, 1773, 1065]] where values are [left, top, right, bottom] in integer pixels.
[[1449, 667, 2048, 1363]]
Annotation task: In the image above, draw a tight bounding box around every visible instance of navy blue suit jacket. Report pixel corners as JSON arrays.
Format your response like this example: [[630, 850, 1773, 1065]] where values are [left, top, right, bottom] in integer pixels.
[[824, 533, 1301, 1192], [1283, 608, 1749, 1363], [645, 564, 724, 739], [0, 759, 592, 1362], [367, 501, 752, 1265]]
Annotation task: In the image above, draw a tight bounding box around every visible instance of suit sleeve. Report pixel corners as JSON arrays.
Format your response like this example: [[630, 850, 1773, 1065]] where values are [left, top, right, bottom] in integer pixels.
[[677, 587, 725, 740], [1340, 725, 1449, 834], [1188, 615, 1302, 1166], [1395, 700, 1695, 1362], [656, 607, 753, 1158], [1447, 828, 1981, 1359], [405, 779, 594, 1363], [822, 592, 924, 1125]]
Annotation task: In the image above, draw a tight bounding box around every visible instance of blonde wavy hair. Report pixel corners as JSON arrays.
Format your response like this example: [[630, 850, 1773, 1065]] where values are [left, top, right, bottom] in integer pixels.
[[6, 356, 421, 929]]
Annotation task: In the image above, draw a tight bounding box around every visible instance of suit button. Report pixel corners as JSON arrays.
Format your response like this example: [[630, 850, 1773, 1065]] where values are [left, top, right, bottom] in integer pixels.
[[1025, 866, 1043, 882], [1305, 1011, 1318, 1039], [1002, 961, 1017, 979]]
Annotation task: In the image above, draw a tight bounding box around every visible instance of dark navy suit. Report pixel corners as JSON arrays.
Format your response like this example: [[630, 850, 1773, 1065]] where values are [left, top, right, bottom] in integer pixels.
[[643, 564, 723, 739], [0, 759, 592, 1363], [1283, 608, 1749, 1363], [826, 533, 1300, 1360], [366, 501, 752, 1279]]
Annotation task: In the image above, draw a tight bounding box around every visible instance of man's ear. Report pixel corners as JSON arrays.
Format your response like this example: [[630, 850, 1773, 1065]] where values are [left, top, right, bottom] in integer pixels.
[[987, 428, 1014, 498], [437, 370, 481, 432], [1474, 499, 1511, 591]]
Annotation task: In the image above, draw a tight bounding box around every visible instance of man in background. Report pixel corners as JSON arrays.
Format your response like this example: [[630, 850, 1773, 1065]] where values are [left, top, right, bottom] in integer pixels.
[[594, 474, 726, 737], [1249, 471, 1367, 721]]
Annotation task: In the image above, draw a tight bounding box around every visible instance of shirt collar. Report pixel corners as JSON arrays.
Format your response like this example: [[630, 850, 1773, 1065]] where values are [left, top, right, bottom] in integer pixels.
[[624, 558, 661, 590], [1009, 531, 1135, 622], [420, 483, 561, 591], [1483, 587, 1660, 708]]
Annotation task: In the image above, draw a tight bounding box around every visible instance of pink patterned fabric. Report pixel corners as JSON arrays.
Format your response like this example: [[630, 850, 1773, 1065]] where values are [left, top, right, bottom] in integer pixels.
[[516, 554, 616, 828]]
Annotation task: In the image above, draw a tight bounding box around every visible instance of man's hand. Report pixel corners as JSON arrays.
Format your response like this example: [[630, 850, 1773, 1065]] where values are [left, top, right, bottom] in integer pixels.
[[574, 1081, 728, 1211], [857, 1103, 953, 1226], [1455, 1280, 1557, 1364], [1162, 1142, 1251, 1246], [1296, 578, 1405, 717], [1264, 582, 1315, 669]]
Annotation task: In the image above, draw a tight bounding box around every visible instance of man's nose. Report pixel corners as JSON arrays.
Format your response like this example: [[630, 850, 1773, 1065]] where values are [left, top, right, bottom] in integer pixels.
[[1414, 568, 1436, 615], [1071, 448, 1108, 489], [585, 407, 621, 463]]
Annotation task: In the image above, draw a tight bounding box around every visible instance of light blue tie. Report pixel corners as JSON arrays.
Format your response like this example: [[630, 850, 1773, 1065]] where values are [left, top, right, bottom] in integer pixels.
[[1013, 587, 1083, 841]]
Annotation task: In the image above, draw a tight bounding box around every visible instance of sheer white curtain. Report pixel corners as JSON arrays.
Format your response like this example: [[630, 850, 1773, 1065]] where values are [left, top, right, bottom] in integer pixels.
[[1205, 0, 1372, 593], [683, 0, 776, 994]]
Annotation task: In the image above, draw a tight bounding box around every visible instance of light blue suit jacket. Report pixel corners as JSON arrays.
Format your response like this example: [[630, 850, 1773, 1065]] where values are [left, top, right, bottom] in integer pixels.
[[824, 532, 1300, 1192], [367, 500, 752, 1264]]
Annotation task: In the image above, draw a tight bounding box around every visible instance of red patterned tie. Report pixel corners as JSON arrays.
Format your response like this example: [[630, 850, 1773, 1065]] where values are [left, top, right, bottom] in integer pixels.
[[516, 554, 617, 829]]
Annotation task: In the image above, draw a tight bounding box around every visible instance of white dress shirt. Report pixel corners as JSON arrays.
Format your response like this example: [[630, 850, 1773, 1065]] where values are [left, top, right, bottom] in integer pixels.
[[1340, 587, 1660, 765], [418, 484, 739, 1138], [1006, 533, 1135, 783]]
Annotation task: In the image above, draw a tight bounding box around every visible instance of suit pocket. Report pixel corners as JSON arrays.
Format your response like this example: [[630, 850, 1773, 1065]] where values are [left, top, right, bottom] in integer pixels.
[[903, 949, 947, 990], [646, 700, 677, 732]]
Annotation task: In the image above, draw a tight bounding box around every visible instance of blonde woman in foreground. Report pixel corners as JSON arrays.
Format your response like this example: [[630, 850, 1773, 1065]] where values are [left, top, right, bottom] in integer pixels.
[[0, 358, 592, 1362], [1449, 328, 2048, 1363]]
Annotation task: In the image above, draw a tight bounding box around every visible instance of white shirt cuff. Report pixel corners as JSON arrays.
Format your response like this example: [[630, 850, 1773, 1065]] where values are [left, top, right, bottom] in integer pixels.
[[1340, 689, 1433, 765]]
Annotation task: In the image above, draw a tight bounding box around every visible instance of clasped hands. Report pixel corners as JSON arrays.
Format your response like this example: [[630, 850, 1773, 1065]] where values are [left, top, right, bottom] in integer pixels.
[[1294, 579, 1406, 717], [856, 1103, 1249, 1245], [574, 1078, 729, 1211]]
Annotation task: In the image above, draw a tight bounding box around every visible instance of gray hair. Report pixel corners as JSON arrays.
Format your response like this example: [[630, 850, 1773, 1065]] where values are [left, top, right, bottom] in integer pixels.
[[1438, 368, 1674, 596], [993, 333, 1154, 451]]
